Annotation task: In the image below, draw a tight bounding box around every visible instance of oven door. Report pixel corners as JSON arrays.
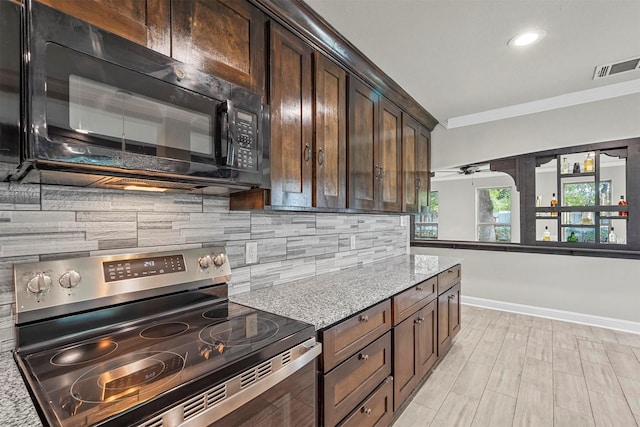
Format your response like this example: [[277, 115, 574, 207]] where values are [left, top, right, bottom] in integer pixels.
[[209, 360, 317, 427], [138, 338, 321, 427]]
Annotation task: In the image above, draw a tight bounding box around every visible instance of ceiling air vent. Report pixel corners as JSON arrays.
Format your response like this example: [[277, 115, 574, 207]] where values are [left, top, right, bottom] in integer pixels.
[[593, 57, 640, 80]]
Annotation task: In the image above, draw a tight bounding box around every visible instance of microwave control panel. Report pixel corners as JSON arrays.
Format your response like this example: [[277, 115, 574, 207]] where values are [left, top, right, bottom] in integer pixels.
[[234, 109, 258, 171]]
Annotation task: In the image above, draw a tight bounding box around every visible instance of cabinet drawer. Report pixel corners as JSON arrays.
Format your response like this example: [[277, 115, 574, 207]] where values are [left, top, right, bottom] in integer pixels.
[[438, 265, 461, 294], [392, 277, 437, 325], [338, 376, 393, 427], [321, 300, 391, 371], [323, 332, 392, 427]]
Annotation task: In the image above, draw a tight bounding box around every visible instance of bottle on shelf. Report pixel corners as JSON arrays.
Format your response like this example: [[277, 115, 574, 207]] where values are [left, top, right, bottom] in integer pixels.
[[550, 193, 558, 216], [584, 152, 594, 173], [542, 226, 551, 241], [561, 157, 570, 174], [618, 195, 628, 217], [608, 227, 617, 244], [567, 231, 579, 242]]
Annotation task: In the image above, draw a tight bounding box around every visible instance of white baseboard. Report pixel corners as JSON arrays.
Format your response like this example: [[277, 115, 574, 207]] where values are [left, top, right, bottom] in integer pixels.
[[461, 296, 640, 335]]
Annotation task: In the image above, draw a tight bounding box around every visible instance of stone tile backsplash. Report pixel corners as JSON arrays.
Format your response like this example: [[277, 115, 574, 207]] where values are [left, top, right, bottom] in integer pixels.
[[0, 182, 409, 351]]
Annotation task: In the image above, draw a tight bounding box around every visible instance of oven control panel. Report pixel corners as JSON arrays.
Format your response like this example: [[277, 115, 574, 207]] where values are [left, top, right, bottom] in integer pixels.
[[14, 247, 231, 324], [103, 255, 186, 283]]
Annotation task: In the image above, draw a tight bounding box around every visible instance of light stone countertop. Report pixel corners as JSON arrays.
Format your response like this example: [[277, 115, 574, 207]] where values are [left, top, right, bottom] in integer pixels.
[[231, 254, 462, 330], [0, 351, 42, 427]]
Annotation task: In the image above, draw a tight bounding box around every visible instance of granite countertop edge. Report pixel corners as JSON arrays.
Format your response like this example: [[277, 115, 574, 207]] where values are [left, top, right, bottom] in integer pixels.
[[0, 351, 42, 427], [230, 254, 462, 330]]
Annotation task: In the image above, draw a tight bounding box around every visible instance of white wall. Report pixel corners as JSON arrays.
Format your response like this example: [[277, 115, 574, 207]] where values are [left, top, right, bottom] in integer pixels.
[[412, 246, 640, 330], [431, 93, 640, 170], [427, 92, 640, 330], [431, 173, 520, 242]]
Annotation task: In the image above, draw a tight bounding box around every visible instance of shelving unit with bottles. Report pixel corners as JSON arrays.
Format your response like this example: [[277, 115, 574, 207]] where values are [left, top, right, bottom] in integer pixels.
[[534, 147, 629, 246]]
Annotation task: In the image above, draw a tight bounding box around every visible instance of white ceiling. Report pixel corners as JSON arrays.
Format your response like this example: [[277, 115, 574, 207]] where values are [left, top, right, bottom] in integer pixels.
[[304, 0, 640, 129]]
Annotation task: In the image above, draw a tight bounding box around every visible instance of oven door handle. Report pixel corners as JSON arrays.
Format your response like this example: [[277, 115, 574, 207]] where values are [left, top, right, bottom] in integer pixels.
[[151, 338, 321, 427]]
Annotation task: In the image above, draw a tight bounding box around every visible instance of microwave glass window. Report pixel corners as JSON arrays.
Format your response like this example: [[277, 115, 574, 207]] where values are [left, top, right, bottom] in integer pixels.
[[68, 74, 212, 155]]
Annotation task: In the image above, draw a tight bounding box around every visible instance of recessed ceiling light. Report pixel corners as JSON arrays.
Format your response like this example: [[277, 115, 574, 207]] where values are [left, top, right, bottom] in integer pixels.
[[508, 30, 546, 48]]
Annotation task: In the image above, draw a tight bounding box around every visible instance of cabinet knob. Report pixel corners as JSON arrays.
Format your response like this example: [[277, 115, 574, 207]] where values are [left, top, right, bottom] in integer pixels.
[[358, 353, 369, 362], [449, 294, 456, 299], [361, 407, 372, 416], [379, 167, 385, 178], [304, 144, 311, 162], [358, 315, 369, 323], [318, 148, 324, 166], [416, 285, 423, 291]]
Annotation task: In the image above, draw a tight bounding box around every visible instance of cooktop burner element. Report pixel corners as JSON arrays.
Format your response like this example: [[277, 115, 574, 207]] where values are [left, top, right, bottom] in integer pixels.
[[200, 316, 279, 349], [50, 341, 118, 366], [139, 322, 189, 339]]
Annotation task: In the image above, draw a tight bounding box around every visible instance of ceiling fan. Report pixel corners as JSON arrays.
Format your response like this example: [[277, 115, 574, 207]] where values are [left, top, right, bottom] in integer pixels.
[[434, 163, 489, 178]]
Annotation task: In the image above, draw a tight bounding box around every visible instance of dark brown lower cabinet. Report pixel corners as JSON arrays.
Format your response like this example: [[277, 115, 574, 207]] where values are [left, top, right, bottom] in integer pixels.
[[323, 332, 392, 427], [438, 282, 461, 356], [393, 299, 437, 411], [338, 376, 394, 427]]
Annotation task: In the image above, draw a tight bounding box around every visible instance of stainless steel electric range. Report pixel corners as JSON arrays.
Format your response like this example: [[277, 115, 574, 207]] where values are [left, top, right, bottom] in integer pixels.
[[13, 247, 320, 427]]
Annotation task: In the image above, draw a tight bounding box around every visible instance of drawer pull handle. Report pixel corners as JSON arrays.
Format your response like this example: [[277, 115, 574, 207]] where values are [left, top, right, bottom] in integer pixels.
[[414, 317, 425, 324], [359, 315, 369, 323], [449, 294, 456, 299], [359, 353, 369, 362], [361, 407, 372, 416], [416, 286, 423, 291]]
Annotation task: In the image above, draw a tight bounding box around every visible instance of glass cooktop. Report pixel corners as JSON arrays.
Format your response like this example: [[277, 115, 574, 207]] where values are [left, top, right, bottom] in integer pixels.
[[20, 301, 314, 427]]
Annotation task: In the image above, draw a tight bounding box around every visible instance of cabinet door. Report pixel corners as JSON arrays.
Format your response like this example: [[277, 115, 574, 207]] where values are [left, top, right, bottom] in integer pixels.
[[348, 77, 379, 210], [269, 24, 314, 207], [449, 282, 461, 339], [378, 98, 402, 211], [438, 291, 451, 356], [416, 125, 431, 212], [315, 53, 347, 208], [393, 300, 437, 411], [171, 0, 266, 94], [401, 113, 419, 212], [38, 0, 170, 55], [393, 313, 420, 411], [416, 300, 438, 376]]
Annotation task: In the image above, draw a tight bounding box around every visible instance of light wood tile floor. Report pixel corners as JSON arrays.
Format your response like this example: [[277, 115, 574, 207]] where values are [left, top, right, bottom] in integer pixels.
[[393, 305, 640, 427]]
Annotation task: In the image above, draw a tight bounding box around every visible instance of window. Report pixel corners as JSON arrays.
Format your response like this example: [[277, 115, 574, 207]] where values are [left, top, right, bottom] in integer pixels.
[[414, 191, 438, 239], [477, 187, 511, 242]]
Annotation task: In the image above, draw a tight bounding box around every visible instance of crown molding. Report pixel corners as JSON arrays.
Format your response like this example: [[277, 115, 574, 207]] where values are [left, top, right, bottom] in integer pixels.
[[445, 78, 640, 129]]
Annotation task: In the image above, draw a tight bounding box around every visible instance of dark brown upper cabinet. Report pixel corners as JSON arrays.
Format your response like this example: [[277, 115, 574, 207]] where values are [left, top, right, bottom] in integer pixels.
[[171, 0, 266, 95], [348, 77, 401, 211], [37, 0, 171, 55], [268, 23, 314, 207], [402, 113, 431, 213], [314, 53, 347, 209]]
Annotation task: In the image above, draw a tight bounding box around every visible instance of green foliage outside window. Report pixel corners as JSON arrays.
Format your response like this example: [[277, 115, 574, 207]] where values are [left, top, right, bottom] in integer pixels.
[[478, 187, 511, 242]]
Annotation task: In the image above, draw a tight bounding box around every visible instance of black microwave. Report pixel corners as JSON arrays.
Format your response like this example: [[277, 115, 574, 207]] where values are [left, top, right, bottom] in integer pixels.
[[5, 1, 268, 193]]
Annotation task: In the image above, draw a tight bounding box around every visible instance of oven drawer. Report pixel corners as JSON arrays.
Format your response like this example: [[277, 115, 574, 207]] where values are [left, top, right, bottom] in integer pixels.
[[337, 376, 393, 427], [392, 276, 437, 325], [438, 264, 461, 294], [323, 331, 392, 427], [321, 299, 391, 371]]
